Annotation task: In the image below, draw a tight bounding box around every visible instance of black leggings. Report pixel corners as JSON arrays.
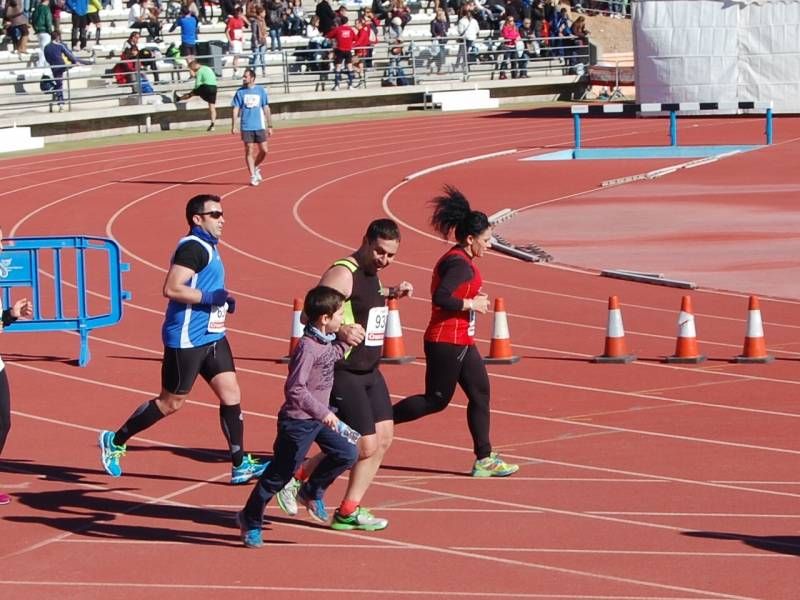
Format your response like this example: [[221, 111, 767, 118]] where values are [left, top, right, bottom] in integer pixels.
[[392, 341, 491, 459], [0, 369, 10, 454]]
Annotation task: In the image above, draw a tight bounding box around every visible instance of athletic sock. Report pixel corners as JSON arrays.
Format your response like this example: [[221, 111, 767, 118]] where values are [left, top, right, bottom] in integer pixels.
[[347, 70, 353, 86], [115, 399, 165, 446], [338, 499, 359, 516], [294, 463, 311, 482], [219, 404, 245, 467]]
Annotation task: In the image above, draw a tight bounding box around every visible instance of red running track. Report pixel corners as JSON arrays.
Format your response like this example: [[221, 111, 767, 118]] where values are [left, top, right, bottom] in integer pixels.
[[1, 108, 800, 599]]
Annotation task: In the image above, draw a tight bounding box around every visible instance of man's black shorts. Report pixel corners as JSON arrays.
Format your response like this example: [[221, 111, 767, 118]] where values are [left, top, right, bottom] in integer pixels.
[[162, 337, 236, 395], [242, 129, 267, 143], [330, 368, 392, 436], [192, 84, 218, 104], [180, 43, 196, 56], [334, 49, 353, 65], [87, 12, 101, 24]]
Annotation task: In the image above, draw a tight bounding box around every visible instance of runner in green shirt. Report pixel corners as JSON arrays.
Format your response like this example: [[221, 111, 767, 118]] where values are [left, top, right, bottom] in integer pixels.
[[174, 61, 219, 131]]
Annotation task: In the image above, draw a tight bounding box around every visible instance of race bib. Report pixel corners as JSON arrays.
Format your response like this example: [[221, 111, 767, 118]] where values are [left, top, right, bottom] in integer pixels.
[[243, 93, 261, 108], [467, 310, 476, 337], [233, 28, 243, 40], [207, 303, 228, 333], [365, 306, 388, 346]]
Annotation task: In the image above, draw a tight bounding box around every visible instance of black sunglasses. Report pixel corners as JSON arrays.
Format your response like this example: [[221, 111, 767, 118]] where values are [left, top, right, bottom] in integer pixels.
[[197, 211, 224, 219]]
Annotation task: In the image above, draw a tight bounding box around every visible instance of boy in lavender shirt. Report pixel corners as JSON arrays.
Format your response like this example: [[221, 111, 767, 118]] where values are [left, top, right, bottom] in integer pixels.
[[237, 286, 361, 548]]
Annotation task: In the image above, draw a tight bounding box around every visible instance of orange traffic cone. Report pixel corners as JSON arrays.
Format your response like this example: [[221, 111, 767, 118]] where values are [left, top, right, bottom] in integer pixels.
[[484, 297, 520, 365], [279, 298, 304, 364], [664, 295, 706, 363], [381, 298, 414, 364], [592, 295, 636, 363], [734, 295, 774, 363]]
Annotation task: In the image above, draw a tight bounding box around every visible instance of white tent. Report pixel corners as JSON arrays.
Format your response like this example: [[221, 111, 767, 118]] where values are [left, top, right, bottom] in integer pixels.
[[633, 0, 800, 112]]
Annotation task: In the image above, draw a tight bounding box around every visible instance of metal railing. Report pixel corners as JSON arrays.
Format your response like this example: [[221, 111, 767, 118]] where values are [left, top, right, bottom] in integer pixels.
[[0, 35, 589, 114]]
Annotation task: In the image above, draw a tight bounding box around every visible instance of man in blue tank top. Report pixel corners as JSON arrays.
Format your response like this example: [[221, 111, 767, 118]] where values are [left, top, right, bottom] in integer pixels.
[[98, 194, 267, 485]]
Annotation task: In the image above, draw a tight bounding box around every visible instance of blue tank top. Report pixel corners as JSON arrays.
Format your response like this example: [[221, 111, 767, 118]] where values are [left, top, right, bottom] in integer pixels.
[[161, 235, 226, 349]]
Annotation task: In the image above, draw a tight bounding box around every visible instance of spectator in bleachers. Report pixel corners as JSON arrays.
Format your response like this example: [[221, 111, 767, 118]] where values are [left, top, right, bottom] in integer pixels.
[[86, 0, 102, 45], [128, 0, 162, 42], [44, 29, 94, 107], [570, 13, 587, 67], [50, 0, 65, 28], [368, 0, 388, 24], [609, 0, 623, 18], [266, 0, 285, 51], [65, 0, 88, 50], [122, 29, 140, 53], [226, 6, 248, 76], [3, 0, 30, 55], [326, 13, 355, 90], [31, 0, 53, 66], [112, 47, 137, 83], [428, 7, 448, 74], [542, 0, 555, 22], [287, 0, 304, 35], [248, 4, 267, 75], [551, 5, 570, 58], [169, 6, 199, 59], [530, 0, 543, 35], [516, 14, 534, 75], [362, 6, 380, 32], [389, 0, 410, 28], [315, 0, 335, 35], [498, 14, 519, 79], [455, 5, 477, 70], [503, 0, 522, 22], [351, 15, 374, 85]]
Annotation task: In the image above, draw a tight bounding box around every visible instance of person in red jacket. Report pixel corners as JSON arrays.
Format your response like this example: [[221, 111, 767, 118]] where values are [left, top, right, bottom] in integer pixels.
[[351, 16, 375, 87], [326, 15, 357, 90], [392, 186, 519, 478]]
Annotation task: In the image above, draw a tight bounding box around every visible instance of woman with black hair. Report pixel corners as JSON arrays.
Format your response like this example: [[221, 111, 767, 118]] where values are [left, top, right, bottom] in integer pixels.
[[392, 186, 518, 478]]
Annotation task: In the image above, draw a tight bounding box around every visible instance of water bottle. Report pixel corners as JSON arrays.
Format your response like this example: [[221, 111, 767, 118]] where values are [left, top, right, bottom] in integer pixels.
[[336, 420, 361, 445]]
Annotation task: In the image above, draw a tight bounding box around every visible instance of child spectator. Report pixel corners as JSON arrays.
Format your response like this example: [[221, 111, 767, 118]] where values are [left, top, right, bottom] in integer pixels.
[[236, 286, 361, 548]]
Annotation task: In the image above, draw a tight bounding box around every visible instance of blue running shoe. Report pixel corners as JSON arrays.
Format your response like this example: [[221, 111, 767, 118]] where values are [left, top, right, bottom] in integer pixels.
[[236, 511, 263, 548], [298, 486, 329, 524], [99, 430, 126, 477], [231, 454, 269, 484]]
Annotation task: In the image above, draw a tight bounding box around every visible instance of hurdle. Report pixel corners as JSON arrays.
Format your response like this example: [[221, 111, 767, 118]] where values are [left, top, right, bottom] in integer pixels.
[[0, 236, 131, 366], [570, 101, 774, 160]]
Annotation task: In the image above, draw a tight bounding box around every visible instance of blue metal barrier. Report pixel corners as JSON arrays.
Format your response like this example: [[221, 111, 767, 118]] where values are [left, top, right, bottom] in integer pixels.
[[0, 236, 131, 367]]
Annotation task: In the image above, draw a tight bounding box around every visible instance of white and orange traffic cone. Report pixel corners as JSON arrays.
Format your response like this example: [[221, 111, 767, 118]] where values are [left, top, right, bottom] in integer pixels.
[[484, 297, 520, 365], [734, 295, 774, 363], [381, 298, 414, 364], [592, 295, 636, 363], [664, 295, 706, 363], [279, 298, 304, 364]]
